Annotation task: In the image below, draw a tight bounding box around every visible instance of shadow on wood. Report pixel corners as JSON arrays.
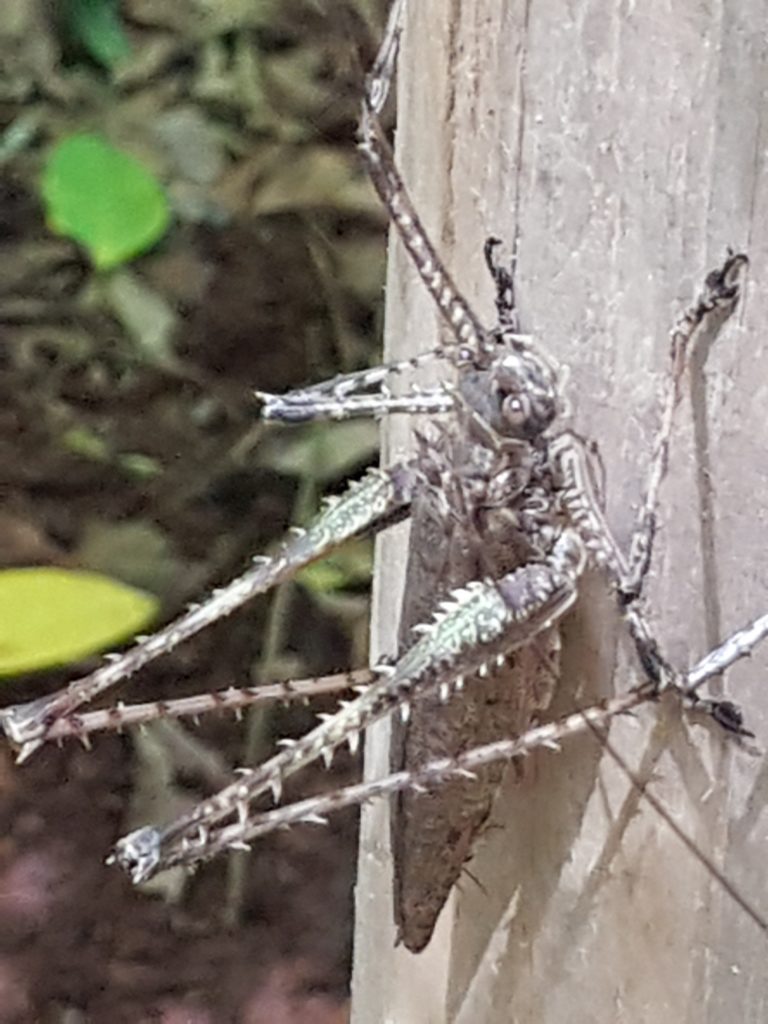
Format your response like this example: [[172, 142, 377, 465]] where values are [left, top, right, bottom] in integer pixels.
[[352, 1, 768, 1021]]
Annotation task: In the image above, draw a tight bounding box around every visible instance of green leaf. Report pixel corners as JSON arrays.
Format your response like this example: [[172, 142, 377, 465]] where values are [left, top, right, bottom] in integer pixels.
[[41, 134, 171, 270], [0, 567, 159, 677], [298, 538, 373, 594], [61, 425, 110, 462], [64, 0, 131, 70], [117, 452, 163, 480]]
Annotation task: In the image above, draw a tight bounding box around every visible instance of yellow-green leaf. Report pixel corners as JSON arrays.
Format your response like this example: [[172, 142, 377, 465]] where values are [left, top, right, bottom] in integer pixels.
[[0, 567, 159, 677], [41, 134, 170, 270]]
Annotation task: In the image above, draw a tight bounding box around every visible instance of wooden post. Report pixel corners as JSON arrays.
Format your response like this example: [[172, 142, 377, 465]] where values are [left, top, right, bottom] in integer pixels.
[[352, 1, 768, 1021]]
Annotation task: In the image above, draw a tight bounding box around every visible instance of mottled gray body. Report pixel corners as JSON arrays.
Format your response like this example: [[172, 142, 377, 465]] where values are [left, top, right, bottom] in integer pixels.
[[390, 348, 565, 951]]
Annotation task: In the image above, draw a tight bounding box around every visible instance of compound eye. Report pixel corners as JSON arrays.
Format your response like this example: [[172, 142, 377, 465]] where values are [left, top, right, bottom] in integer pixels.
[[501, 392, 531, 428]]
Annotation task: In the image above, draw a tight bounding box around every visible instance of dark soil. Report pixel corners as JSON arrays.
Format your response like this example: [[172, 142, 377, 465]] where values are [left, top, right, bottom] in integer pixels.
[[0, 737, 356, 1023], [0, 1, 388, 1019]]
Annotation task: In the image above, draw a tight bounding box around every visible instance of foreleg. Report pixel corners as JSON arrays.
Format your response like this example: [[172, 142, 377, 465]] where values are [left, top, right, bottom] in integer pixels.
[[483, 236, 519, 330], [556, 433, 672, 692], [560, 251, 746, 597], [624, 250, 747, 599]]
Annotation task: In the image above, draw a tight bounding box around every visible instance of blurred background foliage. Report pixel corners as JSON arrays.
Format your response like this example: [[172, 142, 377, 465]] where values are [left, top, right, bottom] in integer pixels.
[[0, 0, 389, 1020]]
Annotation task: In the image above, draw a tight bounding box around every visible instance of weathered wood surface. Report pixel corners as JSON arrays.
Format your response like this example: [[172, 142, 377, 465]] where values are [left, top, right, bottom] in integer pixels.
[[351, 1, 768, 1021]]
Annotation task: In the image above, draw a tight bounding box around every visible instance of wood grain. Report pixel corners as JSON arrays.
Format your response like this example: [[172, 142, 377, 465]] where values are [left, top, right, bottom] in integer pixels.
[[352, 1, 768, 1020]]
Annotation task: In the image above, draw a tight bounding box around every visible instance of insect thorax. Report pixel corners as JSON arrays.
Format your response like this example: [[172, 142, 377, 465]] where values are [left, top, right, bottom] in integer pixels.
[[409, 329, 568, 591]]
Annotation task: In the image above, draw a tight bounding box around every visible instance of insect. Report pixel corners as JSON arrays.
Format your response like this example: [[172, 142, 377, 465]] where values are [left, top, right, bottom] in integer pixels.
[[1, 0, 766, 963]]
